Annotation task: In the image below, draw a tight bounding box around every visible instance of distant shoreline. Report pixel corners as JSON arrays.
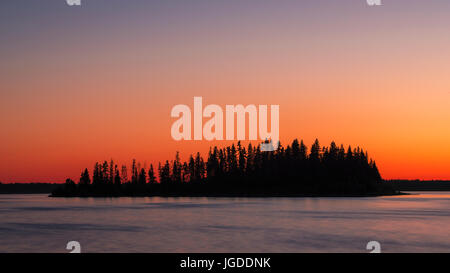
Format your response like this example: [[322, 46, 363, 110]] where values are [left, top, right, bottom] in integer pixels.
[[386, 180, 450, 191], [48, 191, 407, 198], [2, 181, 449, 196], [0, 183, 60, 194]]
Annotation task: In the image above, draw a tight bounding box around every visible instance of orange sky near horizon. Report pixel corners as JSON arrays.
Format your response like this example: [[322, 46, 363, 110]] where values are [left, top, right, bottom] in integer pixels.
[[1, 1, 450, 182]]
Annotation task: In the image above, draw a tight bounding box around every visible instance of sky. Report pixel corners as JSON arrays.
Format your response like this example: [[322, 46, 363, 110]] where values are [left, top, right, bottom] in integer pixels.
[[1, 0, 450, 182]]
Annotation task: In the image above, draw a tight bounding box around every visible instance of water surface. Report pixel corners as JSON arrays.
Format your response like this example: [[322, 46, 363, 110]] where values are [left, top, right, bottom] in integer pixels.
[[0, 192, 449, 252]]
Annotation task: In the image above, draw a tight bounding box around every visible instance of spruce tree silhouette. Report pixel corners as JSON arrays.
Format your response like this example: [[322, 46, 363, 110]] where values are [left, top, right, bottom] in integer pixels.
[[114, 168, 121, 186], [148, 164, 157, 184], [138, 168, 147, 185], [79, 169, 91, 186]]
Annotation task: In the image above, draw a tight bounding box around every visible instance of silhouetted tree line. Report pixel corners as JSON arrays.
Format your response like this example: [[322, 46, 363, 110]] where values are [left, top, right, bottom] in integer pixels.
[[52, 139, 397, 197]]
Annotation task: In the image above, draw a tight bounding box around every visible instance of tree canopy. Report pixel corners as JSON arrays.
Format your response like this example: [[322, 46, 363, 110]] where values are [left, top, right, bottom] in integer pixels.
[[51, 139, 396, 197]]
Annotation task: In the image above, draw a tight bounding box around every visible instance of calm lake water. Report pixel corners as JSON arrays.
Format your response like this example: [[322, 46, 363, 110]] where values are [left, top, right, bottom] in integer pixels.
[[0, 192, 449, 253]]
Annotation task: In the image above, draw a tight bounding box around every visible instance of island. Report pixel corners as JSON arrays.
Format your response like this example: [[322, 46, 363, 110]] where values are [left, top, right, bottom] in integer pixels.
[[49, 139, 403, 197]]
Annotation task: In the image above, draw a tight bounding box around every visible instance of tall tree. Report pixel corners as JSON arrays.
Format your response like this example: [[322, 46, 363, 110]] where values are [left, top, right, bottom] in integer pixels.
[[121, 165, 128, 184], [159, 161, 171, 184], [92, 162, 101, 185], [114, 168, 121, 186], [138, 168, 147, 185], [148, 164, 157, 184], [310, 139, 321, 162], [131, 159, 138, 184], [79, 168, 91, 185], [172, 152, 182, 183], [109, 159, 115, 185]]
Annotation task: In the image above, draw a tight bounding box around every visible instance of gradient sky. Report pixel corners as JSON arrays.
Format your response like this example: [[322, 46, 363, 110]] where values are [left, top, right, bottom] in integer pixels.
[[1, 0, 450, 182]]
